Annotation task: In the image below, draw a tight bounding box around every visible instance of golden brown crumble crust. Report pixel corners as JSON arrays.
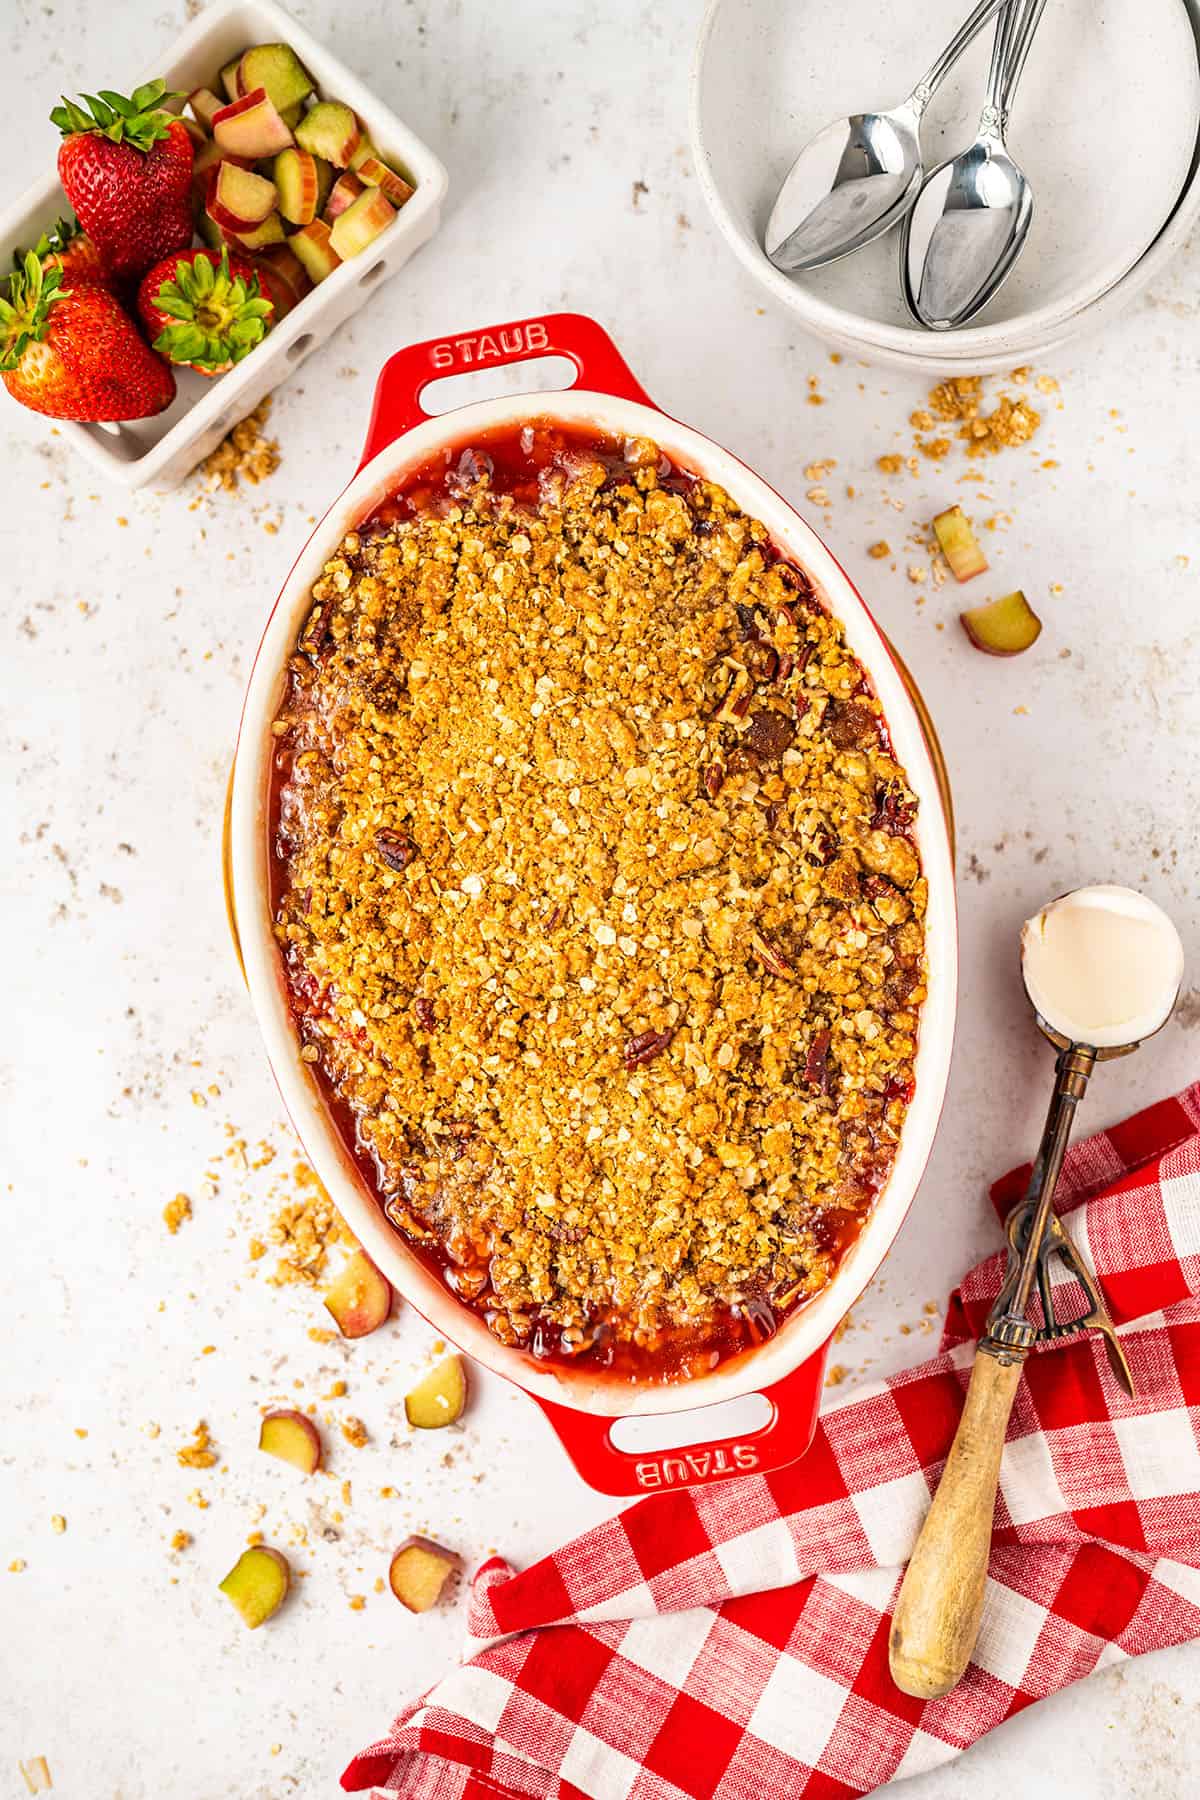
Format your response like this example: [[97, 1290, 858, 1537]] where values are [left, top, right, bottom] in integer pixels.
[[272, 428, 926, 1373]]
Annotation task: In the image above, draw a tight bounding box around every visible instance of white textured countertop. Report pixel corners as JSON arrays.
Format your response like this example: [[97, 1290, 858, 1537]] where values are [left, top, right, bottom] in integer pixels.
[[3, 1, 1198, 1794]]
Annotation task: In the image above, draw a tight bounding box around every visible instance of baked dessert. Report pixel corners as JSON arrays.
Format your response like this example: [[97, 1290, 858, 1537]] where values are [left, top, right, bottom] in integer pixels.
[[270, 422, 927, 1380]]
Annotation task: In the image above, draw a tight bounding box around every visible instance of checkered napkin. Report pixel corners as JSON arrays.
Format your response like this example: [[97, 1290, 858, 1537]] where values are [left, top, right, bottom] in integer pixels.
[[344, 1084, 1200, 1800]]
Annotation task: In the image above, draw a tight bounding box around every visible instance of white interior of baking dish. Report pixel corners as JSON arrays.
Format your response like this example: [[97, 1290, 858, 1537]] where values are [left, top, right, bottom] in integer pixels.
[[230, 387, 957, 1418]]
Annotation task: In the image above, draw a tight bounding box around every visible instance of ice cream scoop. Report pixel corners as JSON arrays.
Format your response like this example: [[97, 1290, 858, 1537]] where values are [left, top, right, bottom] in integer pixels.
[[890, 882, 1183, 1702]]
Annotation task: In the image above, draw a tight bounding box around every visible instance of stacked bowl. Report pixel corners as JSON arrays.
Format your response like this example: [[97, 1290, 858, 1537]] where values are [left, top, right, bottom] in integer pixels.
[[691, 0, 1200, 373]]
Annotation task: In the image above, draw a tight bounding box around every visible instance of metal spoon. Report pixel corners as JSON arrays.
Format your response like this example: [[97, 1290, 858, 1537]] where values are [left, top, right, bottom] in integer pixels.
[[764, 0, 1013, 274], [901, 0, 1051, 328]]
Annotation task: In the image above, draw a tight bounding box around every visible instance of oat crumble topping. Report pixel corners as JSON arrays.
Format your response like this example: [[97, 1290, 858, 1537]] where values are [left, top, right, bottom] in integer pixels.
[[271, 423, 926, 1378]]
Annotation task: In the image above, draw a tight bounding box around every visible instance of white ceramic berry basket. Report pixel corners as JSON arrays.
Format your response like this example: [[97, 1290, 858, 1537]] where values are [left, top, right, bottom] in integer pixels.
[[227, 312, 958, 1495], [0, 0, 447, 488]]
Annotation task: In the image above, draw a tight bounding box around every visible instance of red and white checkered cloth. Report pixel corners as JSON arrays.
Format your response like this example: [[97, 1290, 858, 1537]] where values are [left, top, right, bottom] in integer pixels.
[[344, 1083, 1200, 1800]]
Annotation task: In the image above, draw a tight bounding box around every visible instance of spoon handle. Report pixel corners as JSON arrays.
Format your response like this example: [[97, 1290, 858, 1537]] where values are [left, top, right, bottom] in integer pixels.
[[1000, 0, 1051, 115], [911, 0, 1014, 112], [979, 0, 1019, 134]]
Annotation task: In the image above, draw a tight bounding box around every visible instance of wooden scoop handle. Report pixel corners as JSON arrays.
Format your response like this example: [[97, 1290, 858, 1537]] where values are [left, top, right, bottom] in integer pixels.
[[889, 1347, 1022, 1698]]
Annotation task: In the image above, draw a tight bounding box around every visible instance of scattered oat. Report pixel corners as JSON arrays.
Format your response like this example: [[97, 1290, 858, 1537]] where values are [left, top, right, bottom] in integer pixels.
[[348, 1594, 366, 1611], [170, 1529, 191, 1552], [268, 1163, 351, 1285], [877, 454, 904, 475], [324, 1379, 348, 1399], [177, 1421, 218, 1470], [196, 397, 280, 495], [9, 1559, 26, 1573], [17, 1757, 52, 1794], [825, 1363, 847, 1386], [867, 541, 891, 559], [341, 1417, 369, 1449], [163, 1192, 192, 1234], [50, 1515, 66, 1535]]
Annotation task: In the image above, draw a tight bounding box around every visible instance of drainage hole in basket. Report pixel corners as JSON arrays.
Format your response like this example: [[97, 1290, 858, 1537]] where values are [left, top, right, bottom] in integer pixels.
[[287, 333, 315, 362], [358, 262, 386, 287]]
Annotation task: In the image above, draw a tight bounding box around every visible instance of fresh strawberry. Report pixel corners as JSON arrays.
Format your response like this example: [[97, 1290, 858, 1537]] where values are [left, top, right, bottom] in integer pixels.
[[51, 80, 193, 281], [18, 214, 111, 288], [0, 251, 175, 421], [136, 245, 274, 376]]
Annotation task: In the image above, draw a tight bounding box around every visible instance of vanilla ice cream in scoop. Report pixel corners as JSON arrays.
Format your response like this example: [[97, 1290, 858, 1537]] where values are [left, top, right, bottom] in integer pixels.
[[1021, 884, 1184, 1049]]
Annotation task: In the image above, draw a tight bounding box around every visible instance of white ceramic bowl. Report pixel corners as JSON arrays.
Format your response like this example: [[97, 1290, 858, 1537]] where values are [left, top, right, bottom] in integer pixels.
[[690, 0, 1200, 373], [228, 313, 958, 1461], [0, 0, 447, 487]]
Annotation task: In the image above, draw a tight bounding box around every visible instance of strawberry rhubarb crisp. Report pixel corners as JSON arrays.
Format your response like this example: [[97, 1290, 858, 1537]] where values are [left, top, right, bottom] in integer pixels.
[[270, 423, 927, 1380]]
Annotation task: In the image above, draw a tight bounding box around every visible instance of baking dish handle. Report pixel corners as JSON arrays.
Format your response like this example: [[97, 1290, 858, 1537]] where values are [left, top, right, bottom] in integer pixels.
[[532, 1341, 831, 1497], [357, 312, 657, 468]]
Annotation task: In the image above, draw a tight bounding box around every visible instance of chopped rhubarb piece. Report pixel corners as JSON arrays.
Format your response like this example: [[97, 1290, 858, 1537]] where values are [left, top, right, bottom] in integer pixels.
[[219, 56, 241, 103], [932, 505, 988, 582], [312, 155, 334, 215], [260, 239, 313, 296], [324, 171, 364, 221], [219, 1545, 290, 1628], [228, 212, 286, 250], [190, 137, 240, 202], [187, 87, 223, 133], [249, 244, 309, 316], [295, 101, 360, 168], [960, 589, 1043, 655], [329, 186, 396, 259], [388, 1537, 462, 1612], [259, 1409, 323, 1472], [323, 1248, 391, 1336], [348, 134, 381, 173], [236, 43, 315, 114], [289, 217, 342, 284], [273, 147, 319, 224], [195, 208, 224, 253], [405, 1355, 468, 1429], [355, 154, 415, 209], [213, 87, 294, 159], [208, 160, 277, 230]]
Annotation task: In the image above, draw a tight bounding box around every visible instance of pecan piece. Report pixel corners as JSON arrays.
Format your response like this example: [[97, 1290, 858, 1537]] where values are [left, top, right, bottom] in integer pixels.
[[743, 640, 779, 683], [809, 828, 839, 867], [870, 783, 916, 835], [802, 1028, 833, 1093], [375, 828, 417, 871], [623, 1026, 674, 1070], [751, 930, 793, 978], [413, 996, 437, 1029], [714, 668, 753, 726], [703, 762, 726, 801]]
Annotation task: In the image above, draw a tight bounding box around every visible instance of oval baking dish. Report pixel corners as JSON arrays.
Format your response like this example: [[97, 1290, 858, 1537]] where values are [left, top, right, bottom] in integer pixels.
[[228, 312, 957, 1493]]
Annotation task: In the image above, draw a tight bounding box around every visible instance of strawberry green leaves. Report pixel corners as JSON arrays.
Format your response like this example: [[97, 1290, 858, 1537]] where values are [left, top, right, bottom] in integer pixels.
[[0, 252, 67, 372], [146, 247, 273, 372], [50, 79, 184, 151]]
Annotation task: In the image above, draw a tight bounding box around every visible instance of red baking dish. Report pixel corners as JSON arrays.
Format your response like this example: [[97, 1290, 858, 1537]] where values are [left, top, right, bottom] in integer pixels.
[[227, 312, 957, 1496]]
